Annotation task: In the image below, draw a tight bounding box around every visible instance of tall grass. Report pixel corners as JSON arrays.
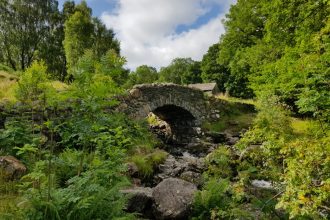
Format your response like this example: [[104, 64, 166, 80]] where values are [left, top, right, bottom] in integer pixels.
[[216, 94, 256, 106], [130, 149, 168, 178], [202, 113, 256, 133], [291, 118, 318, 135], [0, 71, 18, 102], [0, 168, 21, 219]]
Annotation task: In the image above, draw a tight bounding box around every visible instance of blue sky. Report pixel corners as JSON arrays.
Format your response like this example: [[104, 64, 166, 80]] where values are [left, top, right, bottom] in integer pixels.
[[58, 0, 117, 17], [57, 0, 236, 70]]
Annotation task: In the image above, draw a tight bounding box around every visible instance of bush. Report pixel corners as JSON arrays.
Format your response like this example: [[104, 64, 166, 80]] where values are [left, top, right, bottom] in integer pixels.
[[0, 64, 14, 73], [204, 146, 234, 179], [277, 136, 330, 219], [131, 149, 168, 178], [192, 178, 254, 220], [19, 145, 133, 220]]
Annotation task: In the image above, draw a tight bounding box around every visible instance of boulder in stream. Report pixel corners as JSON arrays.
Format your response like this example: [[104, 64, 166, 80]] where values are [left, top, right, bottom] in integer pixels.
[[0, 155, 27, 180], [121, 187, 153, 215], [152, 178, 197, 219]]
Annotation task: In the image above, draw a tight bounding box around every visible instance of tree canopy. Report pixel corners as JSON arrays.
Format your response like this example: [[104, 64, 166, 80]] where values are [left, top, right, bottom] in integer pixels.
[[0, 0, 60, 71], [159, 58, 202, 85], [0, 0, 120, 81], [201, 43, 229, 93]]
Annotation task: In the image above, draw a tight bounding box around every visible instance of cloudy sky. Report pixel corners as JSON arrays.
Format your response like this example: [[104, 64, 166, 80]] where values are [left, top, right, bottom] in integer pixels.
[[58, 0, 236, 70]]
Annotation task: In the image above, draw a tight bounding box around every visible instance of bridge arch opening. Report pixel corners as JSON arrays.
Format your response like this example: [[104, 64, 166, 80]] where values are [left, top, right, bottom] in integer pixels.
[[148, 104, 198, 144]]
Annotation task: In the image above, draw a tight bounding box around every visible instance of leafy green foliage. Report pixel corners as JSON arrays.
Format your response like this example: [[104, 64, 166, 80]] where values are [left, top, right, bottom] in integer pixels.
[[19, 144, 133, 220], [193, 179, 232, 219], [277, 135, 330, 219], [15, 61, 52, 104], [92, 17, 120, 58], [0, 40, 157, 219], [237, 95, 293, 180], [130, 149, 168, 178], [193, 178, 254, 220], [69, 49, 124, 98], [217, 0, 329, 103], [0, 0, 121, 80], [63, 1, 94, 71], [125, 65, 158, 88], [201, 43, 229, 92], [204, 147, 233, 179], [214, 4, 330, 217], [96, 49, 128, 86], [0, 119, 34, 155], [215, 0, 265, 98], [236, 95, 330, 218], [63, 2, 121, 77], [0, 64, 14, 73], [0, 0, 329, 219], [0, 0, 60, 71], [159, 57, 202, 84]]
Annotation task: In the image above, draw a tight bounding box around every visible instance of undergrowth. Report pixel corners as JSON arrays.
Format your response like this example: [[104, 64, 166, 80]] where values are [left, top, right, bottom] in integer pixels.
[[130, 148, 168, 178], [202, 112, 256, 133]]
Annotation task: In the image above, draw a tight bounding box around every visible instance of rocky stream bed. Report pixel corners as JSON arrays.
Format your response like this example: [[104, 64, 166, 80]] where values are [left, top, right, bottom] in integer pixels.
[[122, 130, 248, 219]]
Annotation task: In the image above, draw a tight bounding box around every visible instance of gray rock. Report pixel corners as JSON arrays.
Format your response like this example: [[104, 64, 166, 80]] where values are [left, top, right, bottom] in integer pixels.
[[205, 131, 227, 143], [180, 152, 206, 172], [121, 187, 153, 213], [152, 178, 197, 219], [251, 180, 273, 189], [226, 136, 240, 145], [180, 171, 203, 187], [154, 153, 206, 185], [129, 88, 142, 98], [0, 156, 27, 180], [126, 162, 139, 177], [154, 156, 184, 184]]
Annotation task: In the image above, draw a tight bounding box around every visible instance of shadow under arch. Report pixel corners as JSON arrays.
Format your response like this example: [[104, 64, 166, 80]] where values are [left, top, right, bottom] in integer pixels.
[[150, 104, 198, 144]]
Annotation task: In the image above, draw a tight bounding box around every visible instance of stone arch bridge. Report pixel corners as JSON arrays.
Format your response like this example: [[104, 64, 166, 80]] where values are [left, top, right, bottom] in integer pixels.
[[0, 83, 253, 144], [117, 84, 214, 143]]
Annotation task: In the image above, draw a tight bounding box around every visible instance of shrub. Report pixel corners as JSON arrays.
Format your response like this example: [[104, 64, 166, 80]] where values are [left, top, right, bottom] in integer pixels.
[[131, 149, 168, 178], [192, 178, 254, 220], [204, 146, 234, 179], [19, 145, 133, 220]]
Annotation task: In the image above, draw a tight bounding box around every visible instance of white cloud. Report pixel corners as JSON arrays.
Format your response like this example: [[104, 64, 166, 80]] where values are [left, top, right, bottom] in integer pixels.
[[101, 0, 235, 70]]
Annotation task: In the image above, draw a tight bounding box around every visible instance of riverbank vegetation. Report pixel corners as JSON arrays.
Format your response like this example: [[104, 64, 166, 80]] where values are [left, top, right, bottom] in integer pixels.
[[0, 0, 329, 219], [191, 0, 330, 219]]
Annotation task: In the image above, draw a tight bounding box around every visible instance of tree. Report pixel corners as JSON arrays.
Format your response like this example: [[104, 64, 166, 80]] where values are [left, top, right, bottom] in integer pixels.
[[96, 50, 128, 86], [63, 1, 121, 77], [126, 65, 158, 88], [37, 3, 67, 81], [216, 1, 330, 218], [63, 1, 94, 71], [216, 0, 265, 98], [0, 0, 60, 71], [70, 49, 128, 88], [245, 0, 330, 115], [184, 61, 202, 84], [201, 43, 229, 92], [92, 18, 120, 58], [15, 61, 50, 104], [159, 58, 202, 84], [62, 0, 75, 20]]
